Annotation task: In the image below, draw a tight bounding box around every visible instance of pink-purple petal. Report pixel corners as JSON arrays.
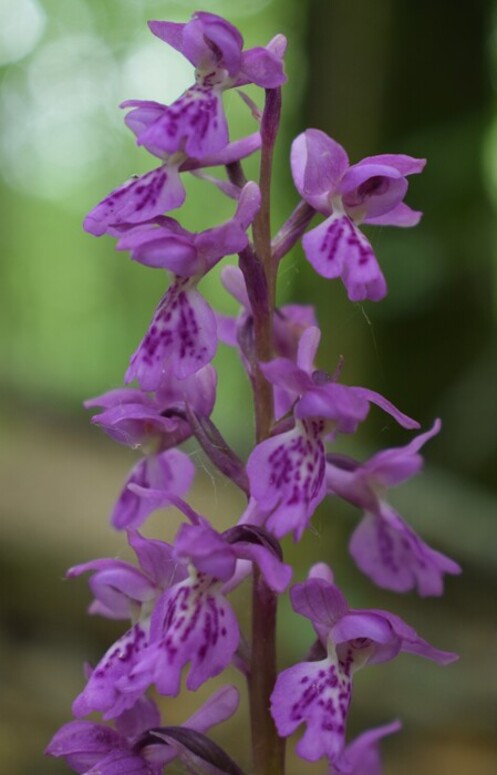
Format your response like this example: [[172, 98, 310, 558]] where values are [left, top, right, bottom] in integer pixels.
[[147, 20, 185, 55], [137, 86, 228, 158], [340, 163, 408, 220], [121, 100, 170, 158], [112, 449, 195, 530], [357, 153, 426, 176], [291, 130, 349, 212], [271, 653, 352, 764], [295, 384, 370, 434], [247, 422, 327, 541], [183, 685, 239, 733], [142, 577, 239, 695], [83, 165, 185, 236], [45, 720, 124, 773], [364, 201, 423, 227], [72, 621, 150, 719], [174, 523, 237, 582], [238, 46, 287, 87], [126, 281, 217, 387], [367, 609, 458, 665], [332, 720, 401, 775], [117, 226, 201, 274], [350, 388, 419, 429], [302, 214, 386, 302], [349, 507, 461, 596], [291, 579, 349, 630], [233, 542, 292, 593]]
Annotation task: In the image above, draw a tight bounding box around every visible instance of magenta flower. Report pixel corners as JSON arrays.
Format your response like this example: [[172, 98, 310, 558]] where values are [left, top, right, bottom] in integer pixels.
[[326, 420, 461, 595], [291, 129, 425, 300], [69, 532, 187, 719], [124, 183, 260, 384], [85, 364, 216, 448], [126, 12, 286, 158], [85, 366, 216, 529], [83, 132, 261, 236], [270, 567, 457, 765], [217, 264, 318, 417], [46, 686, 239, 774], [125, 521, 291, 698], [112, 448, 195, 530], [247, 326, 419, 540]]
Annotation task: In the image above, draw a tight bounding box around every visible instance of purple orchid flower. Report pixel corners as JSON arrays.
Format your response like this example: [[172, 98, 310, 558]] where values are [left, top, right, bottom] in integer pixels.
[[112, 448, 196, 531], [85, 364, 216, 448], [122, 13, 286, 159], [85, 366, 216, 529], [217, 264, 318, 417], [122, 521, 292, 699], [270, 565, 457, 765], [69, 531, 187, 719], [123, 183, 260, 385], [247, 326, 419, 541], [326, 420, 461, 595], [83, 131, 261, 236], [330, 720, 401, 775], [291, 129, 425, 301], [46, 686, 239, 774]]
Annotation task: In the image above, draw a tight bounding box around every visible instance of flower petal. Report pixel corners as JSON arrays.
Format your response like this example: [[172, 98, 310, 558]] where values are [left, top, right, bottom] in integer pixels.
[[349, 506, 461, 596], [112, 450, 195, 530], [72, 621, 150, 719], [333, 720, 401, 775], [358, 153, 426, 176], [147, 21, 185, 56], [45, 720, 124, 773], [126, 281, 217, 387], [137, 86, 228, 158], [291, 130, 349, 212], [238, 45, 286, 87], [247, 421, 326, 541], [135, 576, 239, 696], [364, 201, 422, 227], [83, 166, 185, 236], [302, 214, 386, 302], [340, 163, 407, 220], [271, 651, 352, 764]]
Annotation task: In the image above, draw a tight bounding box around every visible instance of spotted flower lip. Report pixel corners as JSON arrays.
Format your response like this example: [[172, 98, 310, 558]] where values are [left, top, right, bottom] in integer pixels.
[[83, 133, 261, 237], [117, 14, 286, 160], [270, 572, 456, 766], [68, 532, 189, 719], [291, 129, 425, 301], [123, 184, 260, 385], [246, 326, 420, 541], [326, 419, 462, 596]]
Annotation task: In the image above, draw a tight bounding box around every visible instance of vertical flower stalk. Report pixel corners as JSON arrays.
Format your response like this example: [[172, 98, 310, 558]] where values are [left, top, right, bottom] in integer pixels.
[[46, 11, 460, 775]]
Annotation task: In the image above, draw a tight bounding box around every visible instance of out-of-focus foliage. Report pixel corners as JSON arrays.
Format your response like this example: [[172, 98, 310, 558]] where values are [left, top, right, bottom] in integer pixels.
[[0, 0, 496, 773]]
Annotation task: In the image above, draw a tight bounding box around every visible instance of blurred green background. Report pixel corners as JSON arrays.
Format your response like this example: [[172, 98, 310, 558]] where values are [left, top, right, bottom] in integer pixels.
[[1, 0, 496, 772]]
